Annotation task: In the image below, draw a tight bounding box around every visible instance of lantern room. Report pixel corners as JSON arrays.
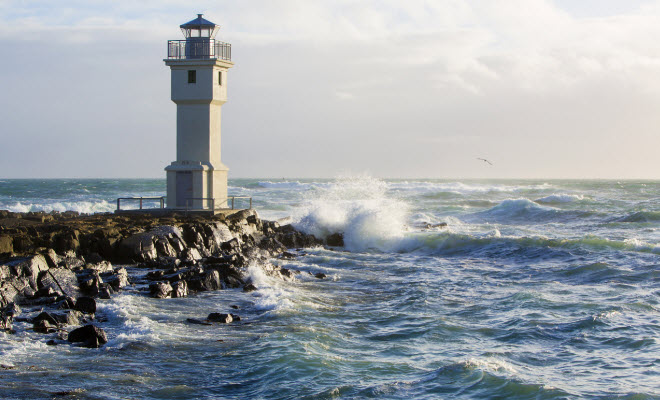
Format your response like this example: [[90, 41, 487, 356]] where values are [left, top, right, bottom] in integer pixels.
[[180, 14, 219, 39]]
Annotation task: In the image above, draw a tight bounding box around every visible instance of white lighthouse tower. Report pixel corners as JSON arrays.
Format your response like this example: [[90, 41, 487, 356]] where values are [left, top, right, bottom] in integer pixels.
[[164, 14, 233, 210]]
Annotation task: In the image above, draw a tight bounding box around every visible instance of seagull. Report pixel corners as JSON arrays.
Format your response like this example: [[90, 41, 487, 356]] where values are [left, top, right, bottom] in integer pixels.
[[477, 158, 493, 165]]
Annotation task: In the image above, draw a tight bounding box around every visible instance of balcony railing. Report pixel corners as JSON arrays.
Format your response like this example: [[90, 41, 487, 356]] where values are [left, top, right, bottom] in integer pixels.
[[167, 40, 231, 61]]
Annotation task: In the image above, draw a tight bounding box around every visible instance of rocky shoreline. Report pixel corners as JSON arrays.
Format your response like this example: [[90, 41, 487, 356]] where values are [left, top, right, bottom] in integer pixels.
[[0, 209, 328, 350]]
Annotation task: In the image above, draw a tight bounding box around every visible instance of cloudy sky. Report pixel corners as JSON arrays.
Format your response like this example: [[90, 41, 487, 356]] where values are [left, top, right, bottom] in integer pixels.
[[1, 0, 659, 179]]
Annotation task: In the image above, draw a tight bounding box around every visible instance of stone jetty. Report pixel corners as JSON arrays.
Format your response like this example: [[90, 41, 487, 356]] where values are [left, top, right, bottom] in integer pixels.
[[0, 209, 322, 348]]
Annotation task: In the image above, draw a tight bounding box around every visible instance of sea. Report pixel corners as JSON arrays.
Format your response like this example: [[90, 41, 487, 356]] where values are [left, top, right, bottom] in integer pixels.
[[0, 177, 658, 399]]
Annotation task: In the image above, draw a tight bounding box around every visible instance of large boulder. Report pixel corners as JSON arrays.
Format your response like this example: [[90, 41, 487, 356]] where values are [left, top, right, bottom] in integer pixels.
[[119, 226, 184, 262], [38, 268, 80, 298], [67, 324, 108, 348], [0, 303, 19, 330], [3, 255, 50, 290], [0, 235, 13, 254], [74, 296, 96, 314], [149, 282, 173, 299]]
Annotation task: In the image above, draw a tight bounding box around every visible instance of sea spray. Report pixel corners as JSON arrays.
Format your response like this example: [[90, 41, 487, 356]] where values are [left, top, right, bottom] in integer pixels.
[[293, 175, 410, 252]]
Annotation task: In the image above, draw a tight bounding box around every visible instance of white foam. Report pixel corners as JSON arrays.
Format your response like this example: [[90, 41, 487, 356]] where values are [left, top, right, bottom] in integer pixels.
[[246, 264, 294, 311], [5, 200, 115, 214], [293, 175, 409, 252], [464, 357, 519, 374]]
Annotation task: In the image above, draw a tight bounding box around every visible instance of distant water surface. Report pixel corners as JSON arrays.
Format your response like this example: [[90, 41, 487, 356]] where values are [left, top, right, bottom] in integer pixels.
[[0, 178, 658, 399]]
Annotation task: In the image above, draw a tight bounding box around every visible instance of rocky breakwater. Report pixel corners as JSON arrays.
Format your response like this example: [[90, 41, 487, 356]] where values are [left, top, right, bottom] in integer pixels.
[[0, 209, 322, 349]]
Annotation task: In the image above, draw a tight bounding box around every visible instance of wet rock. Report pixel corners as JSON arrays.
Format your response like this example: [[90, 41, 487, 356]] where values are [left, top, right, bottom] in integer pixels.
[[188, 270, 221, 292], [78, 270, 103, 295], [326, 233, 344, 247], [275, 224, 322, 248], [149, 282, 173, 299], [58, 296, 76, 310], [172, 280, 188, 298], [221, 238, 239, 253], [103, 267, 128, 290], [314, 272, 327, 279], [85, 261, 114, 274], [186, 318, 212, 326], [279, 251, 296, 260], [33, 312, 59, 327], [207, 313, 233, 323], [58, 254, 86, 270], [0, 277, 33, 307], [98, 285, 114, 299], [38, 268, 80, 299], [4, 255, 49, 290], [0, 303, 19, 330], [67, 324, 108, 348], [243, 284, 257, 293], [33, 319, 58, 334], [74, 296, 96, 314]]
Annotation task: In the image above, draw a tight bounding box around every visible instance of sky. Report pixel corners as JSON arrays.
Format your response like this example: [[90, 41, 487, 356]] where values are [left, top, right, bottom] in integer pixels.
[[0, 0, 659, 179]]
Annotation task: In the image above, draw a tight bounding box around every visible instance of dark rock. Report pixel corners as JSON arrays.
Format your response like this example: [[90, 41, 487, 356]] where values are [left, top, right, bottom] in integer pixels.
[[207, 313, 233, 323], [149, 282, 173, 299], [314, 273, 327, 279], [67, 324, 108, 348], [35, 286, 60, 299], [326, 233, 344, 247], [38, 268, 80, 298], [243, 284, 257, 293], [33, 319, 58, 334], [33, 311, 59, 326], [58, 254, 86, 270], [188, 270, 221, 292], [74, 296, 96, 314], [98, 285, 113, 299], [0, 303, 19, 330], [104, 267, 128, 290], [78, 270, 102, 295], [52, 310, 82, 326], [279, 251, 296, 259], [172, 280, 188, 298], [58, 296, 76, 310], [146, 270, 165, 280], [230, 313, 241, 322], [220, 238, 239, 253], [46, 339, 57, 346], [186, 318, 212, 326]]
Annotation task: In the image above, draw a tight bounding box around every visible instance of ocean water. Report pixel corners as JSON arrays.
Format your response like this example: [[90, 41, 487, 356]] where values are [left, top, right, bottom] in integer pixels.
[[0, 177, 659, 399]]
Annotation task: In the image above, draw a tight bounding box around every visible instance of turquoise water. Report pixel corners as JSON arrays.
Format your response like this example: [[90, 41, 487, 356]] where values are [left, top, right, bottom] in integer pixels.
[[0, 178, 659, 399]]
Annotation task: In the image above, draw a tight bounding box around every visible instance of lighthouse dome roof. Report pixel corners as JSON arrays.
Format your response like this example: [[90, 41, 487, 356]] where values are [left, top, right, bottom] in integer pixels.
[[180, 14, 217, 29]]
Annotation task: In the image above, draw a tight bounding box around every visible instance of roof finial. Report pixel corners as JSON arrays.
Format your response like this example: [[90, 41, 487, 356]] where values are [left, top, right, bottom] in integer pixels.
[[198, 14, 203, 18]]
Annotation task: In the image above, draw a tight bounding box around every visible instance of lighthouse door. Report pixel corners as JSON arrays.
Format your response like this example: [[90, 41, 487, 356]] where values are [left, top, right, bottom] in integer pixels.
[[176, 171, 193, 207]]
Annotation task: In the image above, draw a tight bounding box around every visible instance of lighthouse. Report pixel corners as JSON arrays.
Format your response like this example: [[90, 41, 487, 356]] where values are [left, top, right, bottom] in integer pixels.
[[164, 14, 233, 210]]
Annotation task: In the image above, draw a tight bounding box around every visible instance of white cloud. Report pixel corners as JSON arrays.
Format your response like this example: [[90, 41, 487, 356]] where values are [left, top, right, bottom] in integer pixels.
[[1, 0, 660, 178]]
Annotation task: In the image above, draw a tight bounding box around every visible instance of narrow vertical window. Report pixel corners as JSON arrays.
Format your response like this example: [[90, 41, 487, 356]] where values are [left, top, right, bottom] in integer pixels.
[[188, 70, 196, 84], [218, 71, 222, 86]]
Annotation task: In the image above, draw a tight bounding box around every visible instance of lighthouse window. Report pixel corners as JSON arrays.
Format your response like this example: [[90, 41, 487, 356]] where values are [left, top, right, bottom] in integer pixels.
[[188, 70, 196, 84], [218, 71, 222, 86]]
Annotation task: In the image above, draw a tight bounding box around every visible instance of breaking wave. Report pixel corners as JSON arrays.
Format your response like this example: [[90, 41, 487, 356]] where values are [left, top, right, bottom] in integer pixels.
[[5, 200, 115, 214], [293, 175, 409, 252]]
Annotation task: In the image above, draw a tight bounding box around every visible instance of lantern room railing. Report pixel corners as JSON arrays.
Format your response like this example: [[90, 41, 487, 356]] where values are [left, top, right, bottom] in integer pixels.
[[167, 40, 232, 61]]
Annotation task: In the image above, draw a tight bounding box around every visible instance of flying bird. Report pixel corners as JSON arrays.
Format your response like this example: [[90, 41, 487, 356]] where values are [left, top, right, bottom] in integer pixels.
[[477, 158, 493, 165]]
